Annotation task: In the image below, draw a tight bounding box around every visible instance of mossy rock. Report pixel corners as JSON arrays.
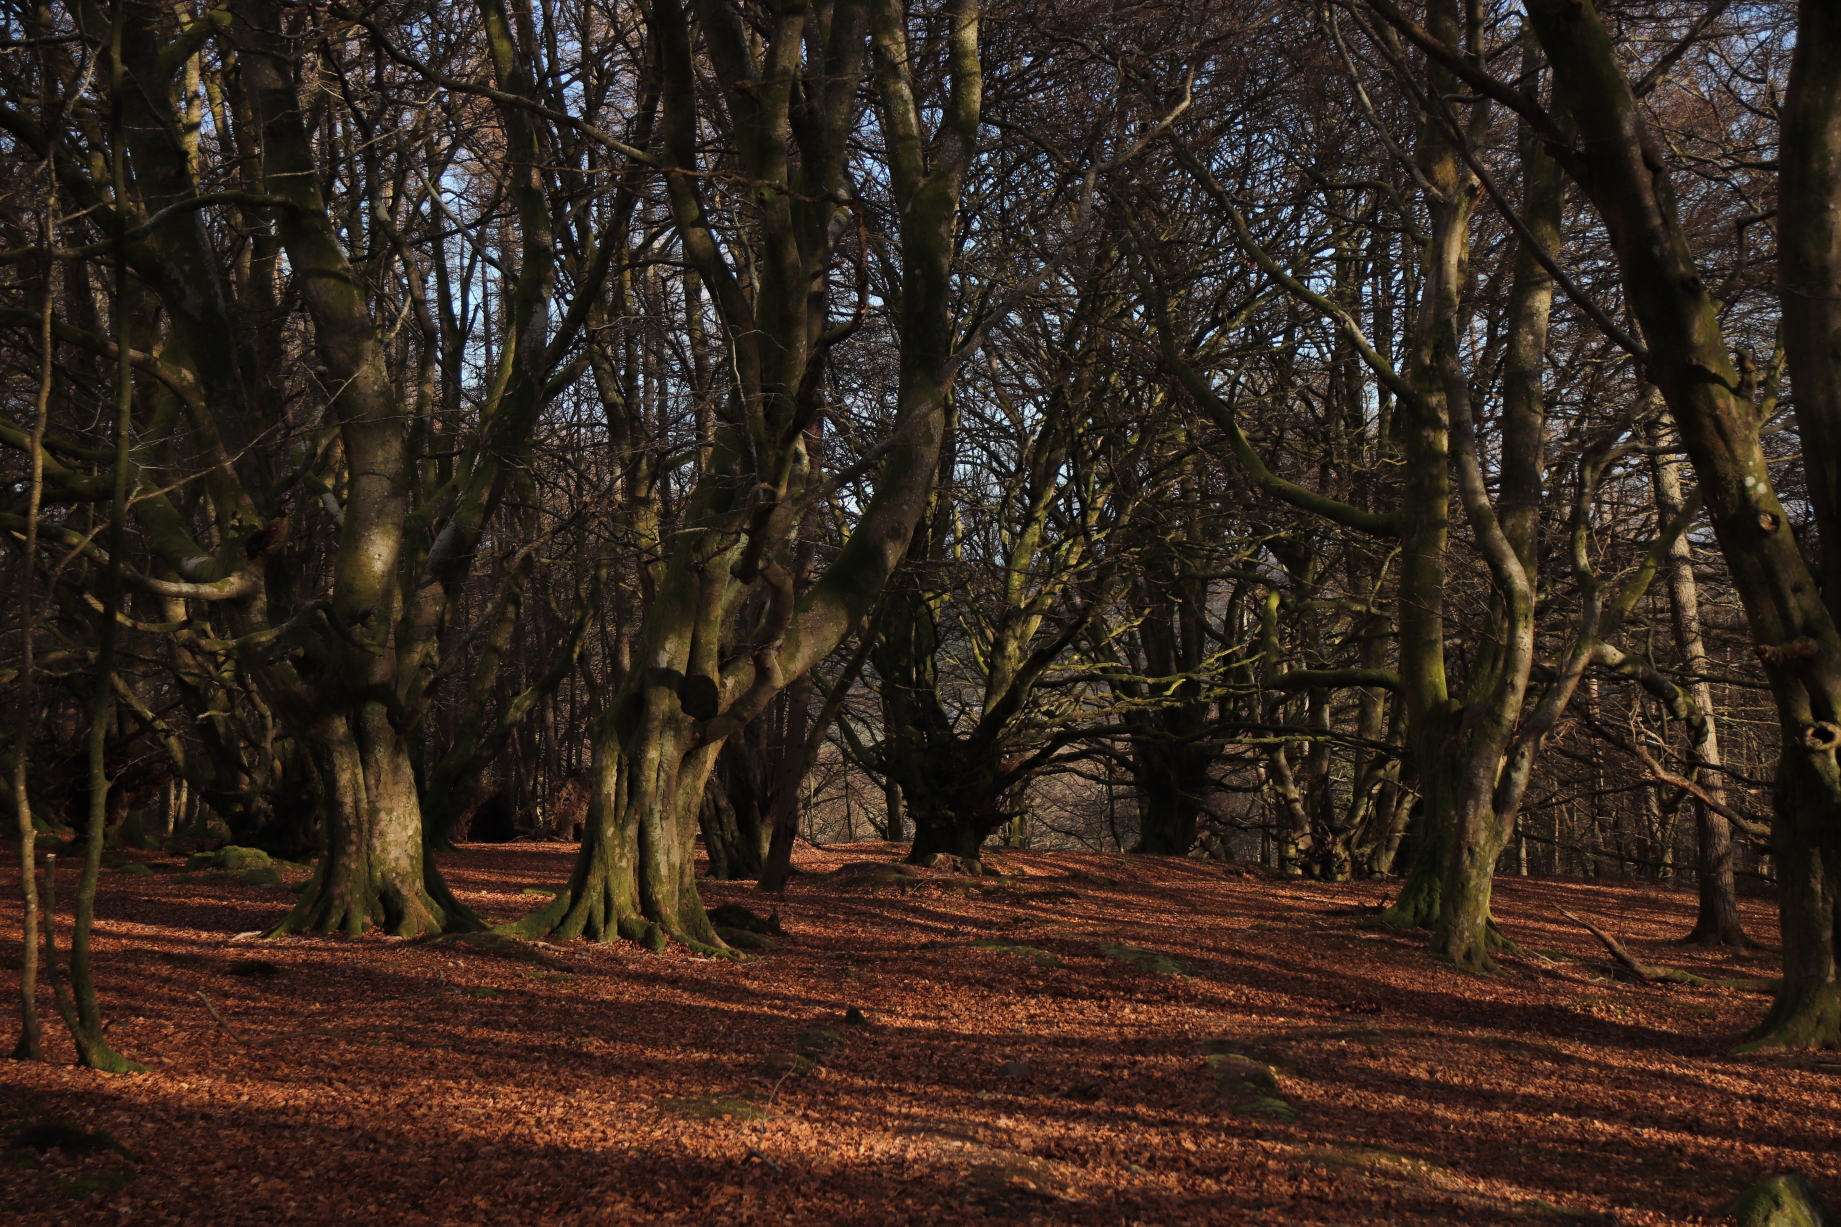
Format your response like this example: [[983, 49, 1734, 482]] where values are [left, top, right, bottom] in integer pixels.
[[965, 1156, 1068, 1200], [796, 1028, 847, 1059], [238, 866, 285, 888], [715, 926, 777, 951], [1721, 1175, 1834, 1227], [972, 939, 1061, 969], [662, 1094, 770, 1122], [708, 903, 782, 935], [761, 1051, 815, 1078], [220, 846, 274, 870], [186, 845, 271, 872], [1235, 1096, 1302, 1121], [1093, 941, 1187, 976], [117, 863, 155, 878], [1199, 1037, 1292, 1070], [1205, 1053, 1301, 1121]]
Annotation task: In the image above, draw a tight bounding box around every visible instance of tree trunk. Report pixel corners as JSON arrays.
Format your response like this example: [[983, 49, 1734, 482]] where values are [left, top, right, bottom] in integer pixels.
[[1131, 739, 1214, 856], [1650, 433, 1747, 946], [1524, 0, 1841, 1046], [271, 708, 448, 937], [700, 742, 769, 882]]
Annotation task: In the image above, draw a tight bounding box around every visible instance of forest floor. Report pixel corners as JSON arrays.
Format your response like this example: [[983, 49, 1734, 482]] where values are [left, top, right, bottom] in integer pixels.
[[0, 841, 1830, 1226]]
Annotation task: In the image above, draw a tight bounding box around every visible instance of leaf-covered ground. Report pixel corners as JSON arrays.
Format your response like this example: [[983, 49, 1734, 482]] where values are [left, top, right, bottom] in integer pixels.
[[0, 842, 1830, 1225]]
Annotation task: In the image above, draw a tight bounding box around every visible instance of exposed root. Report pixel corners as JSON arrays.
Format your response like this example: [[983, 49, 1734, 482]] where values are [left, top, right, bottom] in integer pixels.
[[1559, 908, 1777, 993]]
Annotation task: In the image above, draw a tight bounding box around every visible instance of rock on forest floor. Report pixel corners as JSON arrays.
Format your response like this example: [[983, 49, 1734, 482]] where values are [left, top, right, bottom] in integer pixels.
[[0, 842, 1830, 1225]]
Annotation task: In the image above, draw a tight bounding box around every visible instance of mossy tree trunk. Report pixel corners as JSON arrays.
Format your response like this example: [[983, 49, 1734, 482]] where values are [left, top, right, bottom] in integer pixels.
[[1159, 11, 1607, 969], [1505, 0, 1841, 1045], [271, 710, 448, 936], [522, 0, 974, 944]]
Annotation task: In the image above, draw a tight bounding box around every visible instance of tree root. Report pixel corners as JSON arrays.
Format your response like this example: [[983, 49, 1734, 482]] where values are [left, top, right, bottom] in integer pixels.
[[1559, 908, 1778, 992]]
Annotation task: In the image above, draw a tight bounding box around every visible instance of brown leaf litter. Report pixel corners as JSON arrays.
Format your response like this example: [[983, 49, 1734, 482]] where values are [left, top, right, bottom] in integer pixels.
[[0, 841, 1829, 1225]]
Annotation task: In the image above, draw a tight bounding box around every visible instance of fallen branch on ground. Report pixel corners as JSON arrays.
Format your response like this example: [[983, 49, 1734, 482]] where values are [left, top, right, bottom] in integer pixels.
[[1557, 911, 1778, 993]]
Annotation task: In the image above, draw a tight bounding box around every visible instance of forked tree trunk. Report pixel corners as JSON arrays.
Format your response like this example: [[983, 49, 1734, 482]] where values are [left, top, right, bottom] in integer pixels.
[[512, 696, 723, 950]]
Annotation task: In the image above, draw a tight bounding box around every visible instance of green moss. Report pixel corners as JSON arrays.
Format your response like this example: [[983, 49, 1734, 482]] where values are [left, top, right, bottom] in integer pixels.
[[238, 867, 285, 888], [1720, 1175, 1833, 1227], [463, 986, 508, 1000], [971, 939, 1061, 968], [118, 864, 155, 878], [796, 1028, 846, 1058], [617, 917, 668, 953], [187, 846, 272, 872], [1234, 1096, 1301, 1120], [1305, 1145, 1446, 1183], [662, 1095, 770, 1121], [715, 926, 777, 950], [1203, 1051, 1301, 1121], [411, 931, 562, 967], [1093, 941, 1187, 976], [520, 887, 558, 896], [842, 868, 922, 890]]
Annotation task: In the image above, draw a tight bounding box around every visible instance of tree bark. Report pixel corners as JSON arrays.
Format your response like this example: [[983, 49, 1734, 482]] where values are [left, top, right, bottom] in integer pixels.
[[1650, 431, 1747, 946], [1524, 0, 1841, 1047]]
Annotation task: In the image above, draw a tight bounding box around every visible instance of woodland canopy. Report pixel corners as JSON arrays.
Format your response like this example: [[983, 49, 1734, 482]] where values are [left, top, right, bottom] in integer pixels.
[[5, 0, 1841, 1091]]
